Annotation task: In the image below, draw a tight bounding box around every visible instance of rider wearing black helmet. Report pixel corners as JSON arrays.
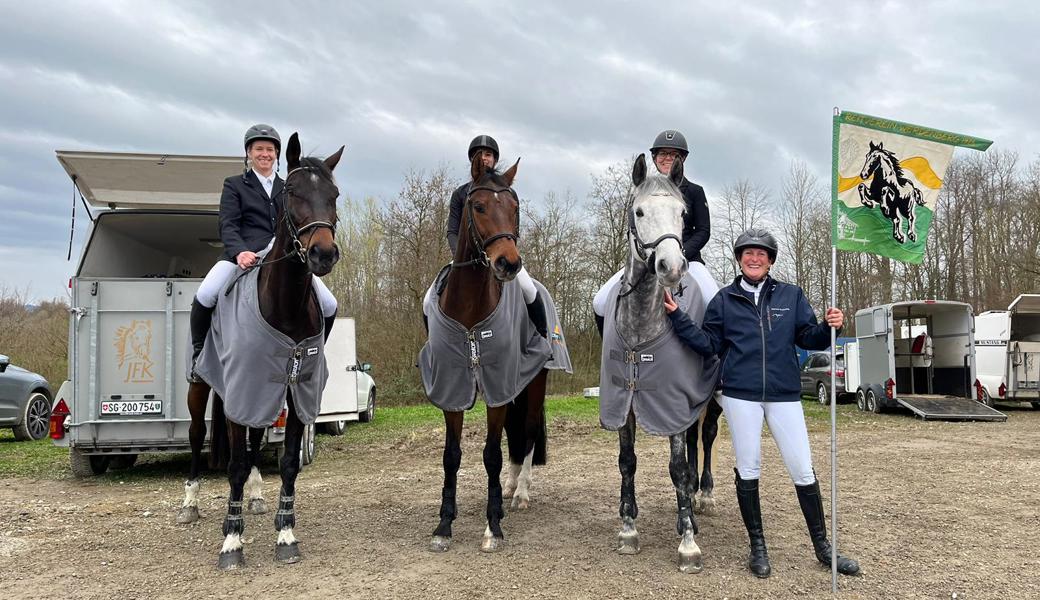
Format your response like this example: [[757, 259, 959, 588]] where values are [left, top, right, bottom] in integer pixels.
[[663, 228, 859, 580], [650, 130, 710, 264], [188, 124, 338, 381]]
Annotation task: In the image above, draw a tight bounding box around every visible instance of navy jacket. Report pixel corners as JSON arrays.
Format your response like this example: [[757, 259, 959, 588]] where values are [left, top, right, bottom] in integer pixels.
[[218, 170, 285, 261], [679, 179, 710, 264], [668, 276, 837, 402], [445, 182, 469, 255]]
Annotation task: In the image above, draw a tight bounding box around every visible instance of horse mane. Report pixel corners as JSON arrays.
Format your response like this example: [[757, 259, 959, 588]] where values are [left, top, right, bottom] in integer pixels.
[[631, 170, 684, 207], [877, 146, 907, 180], [473, 167, 510, 188], [297, 155, 333, 179]]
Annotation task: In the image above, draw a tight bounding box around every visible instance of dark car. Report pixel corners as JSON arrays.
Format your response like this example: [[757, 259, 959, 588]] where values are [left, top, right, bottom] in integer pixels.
[[0, 354, 52, 440], [799, 351, 851, 405]]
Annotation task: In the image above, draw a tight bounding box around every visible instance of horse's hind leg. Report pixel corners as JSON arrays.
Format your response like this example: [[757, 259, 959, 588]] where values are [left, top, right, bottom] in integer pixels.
[[617, 411, 639, 555], [431, 410, 463, 552], [906, 203, 919, 242], [217, 422, 249, 570], [177, 382, 209, 524], [695, 395, 723, 515], [670, 434, 702, 574], [508, 370, 547, 510], [481, 405, 508, 552], [246, 427, 267, 515], [274, 395, 305, 564]]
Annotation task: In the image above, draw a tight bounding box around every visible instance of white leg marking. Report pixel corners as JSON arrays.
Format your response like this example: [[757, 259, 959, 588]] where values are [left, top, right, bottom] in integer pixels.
[[503, 462, 521, 499], [220, 532, 243, 553], [246, 466, 264, 500], [513, 448, 535, 509], [277, 527, 298, 546], [182, 480, 200, 508]]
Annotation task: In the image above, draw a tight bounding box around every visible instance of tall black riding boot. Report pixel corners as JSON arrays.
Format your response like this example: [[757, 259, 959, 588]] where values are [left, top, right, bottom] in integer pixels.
[[796, 479, 861, 576], [734, 468, 771, 578], [188, 298, 215, 383], [323, 312, 337, 343], [525, 291, 549, 339]]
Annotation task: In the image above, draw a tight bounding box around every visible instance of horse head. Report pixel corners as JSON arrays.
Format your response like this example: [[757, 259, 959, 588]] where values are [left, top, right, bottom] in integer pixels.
[[860, 140, 891, 181], [628, 153, 688, 288], [464, 153, 522, 282], [283, 133, 344, 277]]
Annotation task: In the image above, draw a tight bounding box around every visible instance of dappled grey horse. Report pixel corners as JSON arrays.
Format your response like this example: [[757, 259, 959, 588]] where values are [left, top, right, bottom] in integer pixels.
[[597, 154, 720, 573]]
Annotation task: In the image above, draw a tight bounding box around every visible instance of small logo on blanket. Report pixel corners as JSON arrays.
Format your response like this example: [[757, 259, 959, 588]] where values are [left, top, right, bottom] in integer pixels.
[[481, 330, 494, 339], [640, 353, 654, 362], [307, 347, 319, 356]]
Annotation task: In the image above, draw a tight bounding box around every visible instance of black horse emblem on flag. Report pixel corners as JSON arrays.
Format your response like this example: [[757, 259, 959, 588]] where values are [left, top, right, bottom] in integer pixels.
[[857, 141, 926, 244]]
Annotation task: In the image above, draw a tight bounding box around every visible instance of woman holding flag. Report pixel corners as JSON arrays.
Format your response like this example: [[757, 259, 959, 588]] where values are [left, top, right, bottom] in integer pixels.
[[663, 228, 861, 579]]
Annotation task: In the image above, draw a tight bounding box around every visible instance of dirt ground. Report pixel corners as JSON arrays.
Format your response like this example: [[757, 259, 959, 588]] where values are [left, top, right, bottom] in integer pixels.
[[2, 405, 1039, 600]]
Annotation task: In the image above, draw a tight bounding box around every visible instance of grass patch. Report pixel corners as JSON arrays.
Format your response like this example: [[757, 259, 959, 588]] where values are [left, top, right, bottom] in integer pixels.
[[0, 429, 71, 478]]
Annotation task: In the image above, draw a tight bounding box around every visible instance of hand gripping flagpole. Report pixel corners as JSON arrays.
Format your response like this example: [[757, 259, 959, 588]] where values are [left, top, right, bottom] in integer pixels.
[[830, 106, 840, 593]]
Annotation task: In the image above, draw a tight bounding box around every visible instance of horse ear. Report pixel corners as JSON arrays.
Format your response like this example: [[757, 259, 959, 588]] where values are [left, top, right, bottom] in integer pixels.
[[877, 141, 884, 151], [287, 133, 301, 171], [669, 155, 684, 186], [633, 154, 647, 187], [502, 158, 520, 186], [325, 145, 345, 171], [470, 151, 486, 181]]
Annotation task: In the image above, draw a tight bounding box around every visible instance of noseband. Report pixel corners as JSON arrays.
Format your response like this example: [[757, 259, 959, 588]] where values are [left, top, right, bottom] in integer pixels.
[[278, 164, 339, 264], [452, 184, 521, 269]]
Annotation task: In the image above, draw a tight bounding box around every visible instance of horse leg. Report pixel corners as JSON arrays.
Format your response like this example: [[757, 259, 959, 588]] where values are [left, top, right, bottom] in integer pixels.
[[274, 394, 305, 564], [670, 433, 702, 574], [177, 382, 209, 524], [906, 203, 918, 242], [857, 183, 875, 208], [695, 396, 723, 515], [617, 411, 640, 554], [511, 370, 547, 510], [246, 427, 267, 514], [481, 405, 508, 552], [430, 410, 463, 552], [217, 422, 249, 570], [892, 211, 905, 243], [685, 424, 700, 513]]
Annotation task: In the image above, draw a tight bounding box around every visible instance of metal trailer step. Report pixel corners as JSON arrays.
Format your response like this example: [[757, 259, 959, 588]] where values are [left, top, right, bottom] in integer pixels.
[[896, 396, 1008, 421]]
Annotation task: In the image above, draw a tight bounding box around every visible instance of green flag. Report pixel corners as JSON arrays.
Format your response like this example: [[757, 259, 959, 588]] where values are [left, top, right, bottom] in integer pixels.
[[831, 111, 992, 263]]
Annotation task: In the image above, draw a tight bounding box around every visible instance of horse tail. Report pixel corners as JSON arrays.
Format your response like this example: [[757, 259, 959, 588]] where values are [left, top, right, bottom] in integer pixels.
[[506, 369, 549, 466], [913, 187, 925, 206], [207, 392, 230, 471]]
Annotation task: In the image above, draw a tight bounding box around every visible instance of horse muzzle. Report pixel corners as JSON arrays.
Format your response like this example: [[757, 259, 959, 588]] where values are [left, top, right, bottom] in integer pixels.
[[492, 255, 522, 282], [307, 243, 340, 277], [654, 254, 687, 288]]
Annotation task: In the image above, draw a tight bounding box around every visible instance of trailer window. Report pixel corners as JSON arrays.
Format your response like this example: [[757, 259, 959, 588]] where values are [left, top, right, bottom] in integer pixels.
[[872, 309, 887, 336]]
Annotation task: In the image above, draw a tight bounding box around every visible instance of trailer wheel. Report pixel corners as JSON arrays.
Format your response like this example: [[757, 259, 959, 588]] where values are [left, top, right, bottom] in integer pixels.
[[110, 454, 138, 470], [865, 388, 883, 414], [70, 448, 110, 478], [1032, 401, 1040, 410], [978, 388, 993, 407]]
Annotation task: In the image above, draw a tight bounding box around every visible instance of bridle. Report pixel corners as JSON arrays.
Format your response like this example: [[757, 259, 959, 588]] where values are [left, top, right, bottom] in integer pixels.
[[451, 184, 521, 269], [269, 164, 339, 266], [618, 200, 684, 298]]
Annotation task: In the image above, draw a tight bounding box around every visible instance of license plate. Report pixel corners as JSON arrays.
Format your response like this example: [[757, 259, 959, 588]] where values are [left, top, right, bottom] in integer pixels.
[[100, 400, 162, 415]]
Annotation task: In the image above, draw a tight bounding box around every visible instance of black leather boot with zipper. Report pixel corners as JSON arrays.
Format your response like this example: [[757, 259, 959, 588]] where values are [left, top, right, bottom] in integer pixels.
[[734, 468, 771, 578], [796, 479, 861, 576]]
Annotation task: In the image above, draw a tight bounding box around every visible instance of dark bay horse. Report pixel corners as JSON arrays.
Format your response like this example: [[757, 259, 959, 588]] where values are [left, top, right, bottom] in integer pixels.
[[603, 154, 721, 573], [177, 133, 344, 569], [426, 155, 550, 553]]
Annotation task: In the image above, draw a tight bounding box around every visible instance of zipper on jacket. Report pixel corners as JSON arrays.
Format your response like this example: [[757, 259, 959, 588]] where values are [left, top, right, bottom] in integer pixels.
[[730, 290, 767, 401]]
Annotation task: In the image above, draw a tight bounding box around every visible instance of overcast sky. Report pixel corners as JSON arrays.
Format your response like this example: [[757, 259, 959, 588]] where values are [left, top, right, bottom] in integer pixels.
[[1, 1, 1036, 301]]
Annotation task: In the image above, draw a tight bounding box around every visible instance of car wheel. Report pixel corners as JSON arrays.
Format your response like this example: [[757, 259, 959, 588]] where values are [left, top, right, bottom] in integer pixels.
[[70, 448, 110, 478], [856, 388, 867, 411], [816, 383, 829, 405], [866, 389, 882, 414], [13, 392, 51, 441], [359, 389, 375, 423], [300, 424, 316, 466], [322, 419, 346, 436], [110, 454, 138, 470]]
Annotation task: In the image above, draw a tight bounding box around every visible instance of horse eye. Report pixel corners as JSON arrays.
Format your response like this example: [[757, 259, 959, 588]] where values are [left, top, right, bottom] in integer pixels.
[[474, 204, 486, 214], [635, 208, 644, 217]]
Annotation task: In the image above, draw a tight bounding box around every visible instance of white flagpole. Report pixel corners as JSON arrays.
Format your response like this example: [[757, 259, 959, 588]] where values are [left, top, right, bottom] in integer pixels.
[[830, 106, 840, 593]]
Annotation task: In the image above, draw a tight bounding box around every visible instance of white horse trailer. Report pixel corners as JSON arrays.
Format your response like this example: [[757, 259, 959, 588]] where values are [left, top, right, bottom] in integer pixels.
[[49, 151, 372, 477], [851, 300, 1005, 421], [974, 294, 1040, 409]]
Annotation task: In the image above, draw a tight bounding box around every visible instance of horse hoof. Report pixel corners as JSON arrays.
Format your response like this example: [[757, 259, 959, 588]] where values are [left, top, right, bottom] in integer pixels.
[[480, 535, 504, 553], [275, 542, 301, 564], [511, 496, 530, 510], [617, 532, 640, 555], [430, 536, 452, 553], [248, 498, 268, 515], [217, 549, 245, 570], [175, 506, 199, 524], [503, 486, 516, 500], [694, 495, 717, 516], [678, 551, 704, 574]]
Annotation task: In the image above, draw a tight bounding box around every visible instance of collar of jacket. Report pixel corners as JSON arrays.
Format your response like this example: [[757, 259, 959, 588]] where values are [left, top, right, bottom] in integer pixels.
[[725, 274, 777, 296], [241, 170, 284, 200]]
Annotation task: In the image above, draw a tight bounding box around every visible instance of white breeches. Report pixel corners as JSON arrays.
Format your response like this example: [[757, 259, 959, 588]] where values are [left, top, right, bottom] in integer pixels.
[[592, 261, 719, 317], [423, 265, 536, 316], [719, 394, 816, 485]]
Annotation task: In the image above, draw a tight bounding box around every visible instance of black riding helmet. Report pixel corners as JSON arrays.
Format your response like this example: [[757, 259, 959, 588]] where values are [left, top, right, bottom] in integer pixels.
[[733, 228, 778, 263], [244, 123, 281, 156], [468, 134, 500, 161], [651, 130, 689, 159]]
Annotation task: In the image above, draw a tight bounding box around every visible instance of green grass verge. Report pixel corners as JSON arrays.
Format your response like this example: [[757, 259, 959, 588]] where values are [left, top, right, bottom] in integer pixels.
[[0, 394, 881, 481]]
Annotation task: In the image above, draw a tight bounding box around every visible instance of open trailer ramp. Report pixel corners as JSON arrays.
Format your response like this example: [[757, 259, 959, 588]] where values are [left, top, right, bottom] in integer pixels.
[[896, 395, 1007, 421]]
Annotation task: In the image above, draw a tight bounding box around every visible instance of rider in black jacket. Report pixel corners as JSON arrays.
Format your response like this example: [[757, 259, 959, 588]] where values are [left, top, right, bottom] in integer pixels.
[[650, 130, 711, 264]]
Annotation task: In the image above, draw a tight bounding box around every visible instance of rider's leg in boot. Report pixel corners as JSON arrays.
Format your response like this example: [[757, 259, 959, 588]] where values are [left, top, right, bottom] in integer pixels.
[[734, 468, 771, 578], [796, 479, 860, 576], [594, 314, 604, 338], [525, 291, 548, 339], [189, 298, 215, 382], [323, 312, 336, 343]]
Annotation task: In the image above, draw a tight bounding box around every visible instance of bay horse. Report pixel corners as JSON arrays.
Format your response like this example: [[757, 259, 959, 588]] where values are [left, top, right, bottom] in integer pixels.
[[176, 133, 344, 569], [423, 154, 550, 553], [600, 154, 721, 573], [857, 140, 925, 243]]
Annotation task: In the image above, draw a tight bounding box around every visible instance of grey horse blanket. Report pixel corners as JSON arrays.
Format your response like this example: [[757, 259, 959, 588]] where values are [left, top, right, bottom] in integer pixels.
[[190, 268, 327, 428], [419, 267, 572, 412], [599, 272, 720, 436]]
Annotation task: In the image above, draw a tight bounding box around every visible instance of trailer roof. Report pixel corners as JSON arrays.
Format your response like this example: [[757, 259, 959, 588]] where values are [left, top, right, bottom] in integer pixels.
[[855, 300, 974, 319], [1009, 294, 1040, 314], [56, 150, 242, 210]]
